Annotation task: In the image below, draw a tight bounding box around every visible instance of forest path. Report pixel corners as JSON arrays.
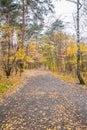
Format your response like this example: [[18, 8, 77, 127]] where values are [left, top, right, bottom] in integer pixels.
[[0, 70, 87, 130]]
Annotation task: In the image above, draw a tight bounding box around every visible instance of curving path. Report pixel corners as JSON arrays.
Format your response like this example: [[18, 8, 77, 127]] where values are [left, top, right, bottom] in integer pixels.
[[0, 70, 87, 130]]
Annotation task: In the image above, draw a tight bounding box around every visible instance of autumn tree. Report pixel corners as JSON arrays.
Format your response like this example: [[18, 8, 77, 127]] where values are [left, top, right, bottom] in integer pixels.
[[44, 19, 64, 71], [76, 0, 85, 84], [0, 0, 19, 77]]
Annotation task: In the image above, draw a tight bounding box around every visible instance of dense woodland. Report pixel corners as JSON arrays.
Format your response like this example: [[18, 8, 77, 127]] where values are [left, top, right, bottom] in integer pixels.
[[0, 0, 87, 90]]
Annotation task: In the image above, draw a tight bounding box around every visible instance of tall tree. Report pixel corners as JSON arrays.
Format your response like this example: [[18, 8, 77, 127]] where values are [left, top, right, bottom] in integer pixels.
[[77, 0, 85, 84], [22, 0, 25, 48], [66, 0, 85, 84], [21, 0, 54, 46]]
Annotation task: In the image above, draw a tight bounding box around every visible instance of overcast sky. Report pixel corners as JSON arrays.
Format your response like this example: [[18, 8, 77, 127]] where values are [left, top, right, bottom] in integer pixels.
[[52, 0, 77, 35], [44, 0, 87, 42]]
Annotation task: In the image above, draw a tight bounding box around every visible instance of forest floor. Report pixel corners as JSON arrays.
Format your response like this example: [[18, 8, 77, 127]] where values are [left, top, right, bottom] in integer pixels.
[[0, 70, 87, 130]]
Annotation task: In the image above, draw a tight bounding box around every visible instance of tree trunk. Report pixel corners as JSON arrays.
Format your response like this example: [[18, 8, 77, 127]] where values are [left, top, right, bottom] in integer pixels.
[[22, 0, 25, 48], [77, 0, 85, 84]]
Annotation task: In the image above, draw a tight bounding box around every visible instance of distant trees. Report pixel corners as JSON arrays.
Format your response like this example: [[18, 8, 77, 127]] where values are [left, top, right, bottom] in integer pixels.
[[38, 32, 87, 83]]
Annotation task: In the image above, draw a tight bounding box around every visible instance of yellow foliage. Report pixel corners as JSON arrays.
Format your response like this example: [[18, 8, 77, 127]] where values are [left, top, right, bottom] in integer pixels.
[[40, 57, 47, 63], [26, 56, 34, 63], [80, 43, 87, 52], [28, 43, 37, 53], [9, 56, 15, 61], [69, 58, 77, 64], [66, 43, 87, 56], [16, 48, 26, 60], [0, 25, 13, 34], [16, 28, 22, 35]]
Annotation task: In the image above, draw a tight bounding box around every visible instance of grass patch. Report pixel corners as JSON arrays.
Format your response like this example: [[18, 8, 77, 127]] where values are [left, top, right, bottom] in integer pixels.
[[53, 71, 87, 85], [0, 72, 24, 94], [0, 84, 8, 93]]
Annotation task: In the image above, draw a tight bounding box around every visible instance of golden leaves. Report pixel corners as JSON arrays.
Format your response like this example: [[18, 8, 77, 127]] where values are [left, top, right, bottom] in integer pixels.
[[26, 56, 34, 63], [66, 43, 87, 56], [16, 48, 26, 60]]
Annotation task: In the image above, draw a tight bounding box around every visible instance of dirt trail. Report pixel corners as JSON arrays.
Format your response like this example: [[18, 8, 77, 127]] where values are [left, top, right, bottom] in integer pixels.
[[0, 70, 87, 130]]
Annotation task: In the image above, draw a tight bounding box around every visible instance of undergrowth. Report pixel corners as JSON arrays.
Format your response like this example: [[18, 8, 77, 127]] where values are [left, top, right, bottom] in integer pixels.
[[0, 72, 23, 94], [52, 72, 78, 83]]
